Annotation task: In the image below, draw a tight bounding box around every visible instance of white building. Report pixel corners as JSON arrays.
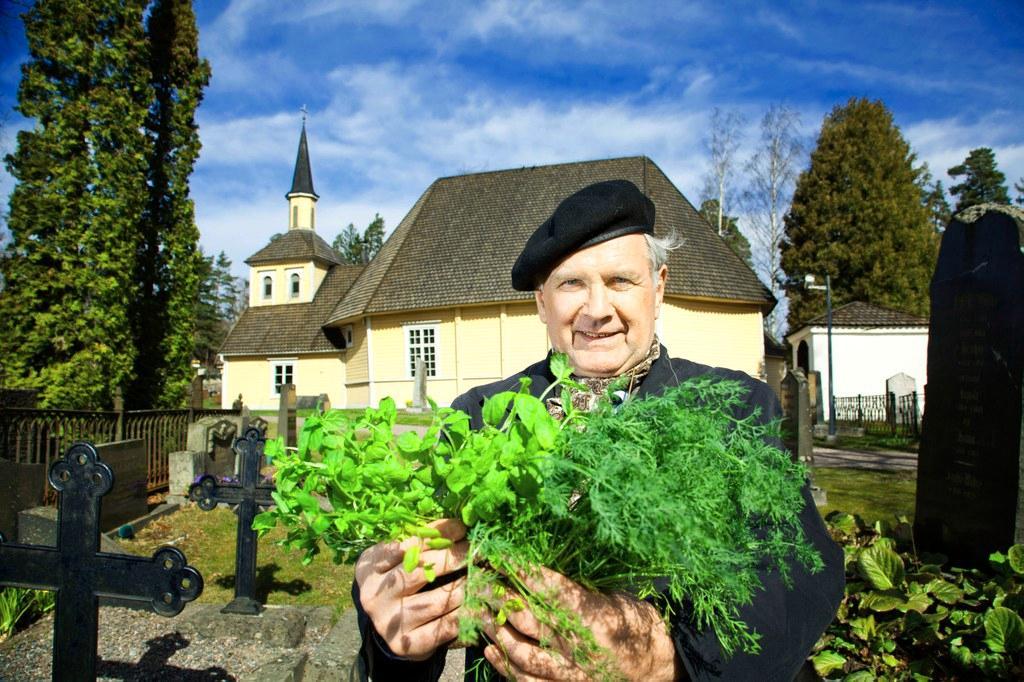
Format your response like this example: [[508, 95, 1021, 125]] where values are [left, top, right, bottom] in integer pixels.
[[785, 301, 928, 419]]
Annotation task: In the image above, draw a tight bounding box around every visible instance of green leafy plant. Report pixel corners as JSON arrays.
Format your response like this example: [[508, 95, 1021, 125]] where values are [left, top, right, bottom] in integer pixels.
[[0, 588, 55, 642], [812, 513, 1024, 680], [256, 354, 819, 675]]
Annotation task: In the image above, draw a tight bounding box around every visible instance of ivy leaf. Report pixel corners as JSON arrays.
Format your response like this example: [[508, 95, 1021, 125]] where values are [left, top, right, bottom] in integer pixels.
[[396, 430, 423, 455], [811, 650, 846, 676], [828, 512, 859, 536], [858, 544, 905, 590], [984, 606, 1024, 653], [843, 670, 875, 681]]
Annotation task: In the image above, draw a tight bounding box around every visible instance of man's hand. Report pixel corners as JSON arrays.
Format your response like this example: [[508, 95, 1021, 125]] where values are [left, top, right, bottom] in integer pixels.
[[355, 518, 469, 660], [481, 566, 684, 681]]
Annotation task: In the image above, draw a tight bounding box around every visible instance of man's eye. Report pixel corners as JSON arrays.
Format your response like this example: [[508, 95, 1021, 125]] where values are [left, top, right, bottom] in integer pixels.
[[560, 279, 582, 288], [610, 277, 634, 287]]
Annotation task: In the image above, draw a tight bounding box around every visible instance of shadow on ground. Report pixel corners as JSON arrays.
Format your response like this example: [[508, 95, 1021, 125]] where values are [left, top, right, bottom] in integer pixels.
[[213, 562, 312, 601], [97, 632, 235, 681]]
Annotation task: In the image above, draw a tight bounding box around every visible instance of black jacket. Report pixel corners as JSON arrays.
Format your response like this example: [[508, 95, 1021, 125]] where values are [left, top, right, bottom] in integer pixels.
[[355, 348, 845, 681]]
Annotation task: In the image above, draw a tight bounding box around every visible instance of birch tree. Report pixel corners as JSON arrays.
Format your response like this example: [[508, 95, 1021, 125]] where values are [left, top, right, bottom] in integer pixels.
[[741, 104, 803, 338], [701, 108, 745, 237]]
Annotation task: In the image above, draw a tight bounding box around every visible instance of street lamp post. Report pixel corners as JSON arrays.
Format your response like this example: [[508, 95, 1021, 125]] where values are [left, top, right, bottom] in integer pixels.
[[805, 274, 836, 441]]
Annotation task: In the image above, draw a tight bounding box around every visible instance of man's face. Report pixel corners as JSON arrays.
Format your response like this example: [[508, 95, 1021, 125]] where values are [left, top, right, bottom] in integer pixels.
[[534, 233, 667, 377]]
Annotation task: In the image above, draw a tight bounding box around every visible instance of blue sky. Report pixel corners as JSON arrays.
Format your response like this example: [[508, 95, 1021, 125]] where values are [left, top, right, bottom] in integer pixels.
[[1, 1, 1023, 281]]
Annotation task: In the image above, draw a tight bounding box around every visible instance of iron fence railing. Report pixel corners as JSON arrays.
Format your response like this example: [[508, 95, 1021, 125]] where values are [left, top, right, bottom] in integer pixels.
[[1, 405, 241, 501], [833, 392, 921, 438]]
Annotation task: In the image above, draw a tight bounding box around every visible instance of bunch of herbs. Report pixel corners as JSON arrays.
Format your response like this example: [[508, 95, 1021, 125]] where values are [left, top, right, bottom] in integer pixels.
[[257, 354, 820, 671]]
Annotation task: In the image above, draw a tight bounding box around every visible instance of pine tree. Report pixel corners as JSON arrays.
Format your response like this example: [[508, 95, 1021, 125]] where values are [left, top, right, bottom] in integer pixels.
[[361, 213, 385, 263], [781, 98, 938, 330], [193, 250, 239, 370], [947, 147, 1010, 212], [1013, 176, 1023, 206], [918, 164, 952, 233], [128, 0, 210, 408], [1, 0, 151, 409], [333, 223, 362, 263], [333, 214, 386, 264], [699, 199, 751, 267]]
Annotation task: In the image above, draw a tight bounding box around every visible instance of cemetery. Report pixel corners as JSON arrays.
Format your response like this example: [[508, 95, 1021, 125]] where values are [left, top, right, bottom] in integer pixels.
[[1, 4, 1023, 679]]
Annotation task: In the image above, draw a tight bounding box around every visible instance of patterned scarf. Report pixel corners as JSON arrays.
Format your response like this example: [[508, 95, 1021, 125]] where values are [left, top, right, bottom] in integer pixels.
[[546, 337, 661, 420]]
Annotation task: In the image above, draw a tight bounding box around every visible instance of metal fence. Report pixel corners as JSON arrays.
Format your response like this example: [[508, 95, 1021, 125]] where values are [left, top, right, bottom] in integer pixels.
[[833, 392, 921, 438], [1, 406, 239, 501]]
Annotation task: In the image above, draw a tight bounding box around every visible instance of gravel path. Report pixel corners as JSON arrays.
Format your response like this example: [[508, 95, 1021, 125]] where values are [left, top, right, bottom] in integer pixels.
[[0, 605, 466, 681], [0, 605, 333, 681]]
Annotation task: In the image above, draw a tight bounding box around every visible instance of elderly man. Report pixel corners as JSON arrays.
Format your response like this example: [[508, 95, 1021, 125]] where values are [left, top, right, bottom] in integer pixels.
[[354, 180, 844, 681]]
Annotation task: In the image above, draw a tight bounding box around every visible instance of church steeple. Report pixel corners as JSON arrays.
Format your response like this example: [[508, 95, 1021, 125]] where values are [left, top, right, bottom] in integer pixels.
[[286, 117, 318, 230]]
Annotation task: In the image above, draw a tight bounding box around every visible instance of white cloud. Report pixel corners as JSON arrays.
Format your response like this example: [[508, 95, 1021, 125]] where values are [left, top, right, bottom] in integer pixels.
[[903, 113, 1024, 190]]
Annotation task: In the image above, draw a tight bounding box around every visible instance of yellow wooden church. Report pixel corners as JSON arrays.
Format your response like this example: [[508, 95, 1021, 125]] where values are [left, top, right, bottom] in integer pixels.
[[220, 127, 776, 409]]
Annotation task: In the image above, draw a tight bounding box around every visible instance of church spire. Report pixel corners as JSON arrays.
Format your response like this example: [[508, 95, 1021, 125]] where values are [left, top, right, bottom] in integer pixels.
[[286, 114, 318, 230]]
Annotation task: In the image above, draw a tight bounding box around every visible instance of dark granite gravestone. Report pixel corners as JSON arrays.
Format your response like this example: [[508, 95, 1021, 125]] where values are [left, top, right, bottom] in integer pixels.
[[915, 204, 1024, 566], [0, 442, 202, 682], [94, 440, 148, 531], [0, 457, 45, 539]]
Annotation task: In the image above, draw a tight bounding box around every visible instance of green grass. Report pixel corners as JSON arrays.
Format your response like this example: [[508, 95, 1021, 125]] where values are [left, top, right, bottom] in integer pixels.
[[814, 432, 919, 453], [811, 466, 916, 525], [115, 506, 354, 612]]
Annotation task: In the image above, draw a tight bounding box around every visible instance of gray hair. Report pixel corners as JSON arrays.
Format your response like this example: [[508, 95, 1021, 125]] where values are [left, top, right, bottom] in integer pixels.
[[645, 231, 683, 273]]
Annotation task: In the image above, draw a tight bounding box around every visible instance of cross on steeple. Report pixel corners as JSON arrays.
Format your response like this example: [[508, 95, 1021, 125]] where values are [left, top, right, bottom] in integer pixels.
[[300, 104, 308, 123]]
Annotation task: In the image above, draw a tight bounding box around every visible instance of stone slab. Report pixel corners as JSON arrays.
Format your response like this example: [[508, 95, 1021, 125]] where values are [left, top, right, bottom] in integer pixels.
[[243, 652, 308, 682], [302, 609, 364, 682], [17, 504, 128, 555], [179, 604, 308, 649]]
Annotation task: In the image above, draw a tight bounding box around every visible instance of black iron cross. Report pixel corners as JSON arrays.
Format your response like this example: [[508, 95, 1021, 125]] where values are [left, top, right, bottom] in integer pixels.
[[189, 426, 274, 615], [0, 442, 203, 682]]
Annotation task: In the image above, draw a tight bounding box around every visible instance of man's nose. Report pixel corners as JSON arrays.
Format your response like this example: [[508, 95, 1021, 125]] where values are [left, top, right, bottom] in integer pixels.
[[583, 284, 613, 319]]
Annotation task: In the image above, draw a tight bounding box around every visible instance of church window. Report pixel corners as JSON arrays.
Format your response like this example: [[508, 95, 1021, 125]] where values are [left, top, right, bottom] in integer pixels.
[[311, 208, 315, 230], [406, 324, 438, 378], [262, 275, 273, 300], [292, 205, 298, 228], [272, 361, 294, 395], [290, 273, 300, 298]]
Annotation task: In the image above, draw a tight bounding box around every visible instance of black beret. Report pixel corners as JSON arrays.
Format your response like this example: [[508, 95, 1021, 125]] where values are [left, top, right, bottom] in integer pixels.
[[511, 179, 655, 291]]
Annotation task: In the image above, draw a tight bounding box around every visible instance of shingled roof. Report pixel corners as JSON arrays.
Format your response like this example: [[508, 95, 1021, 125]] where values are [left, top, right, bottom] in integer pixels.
[[326, 156, 773, 325], [220, 263, 364, 355], [803, 301, 928, 328], [245, 230, 343, 267]]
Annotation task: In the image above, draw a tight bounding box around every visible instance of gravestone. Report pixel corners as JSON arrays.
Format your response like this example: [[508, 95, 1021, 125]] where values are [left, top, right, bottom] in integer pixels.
[[0, 457, 45, 540], [915, 204, 1024, 565], [781, 369, 813, 465], [278, 382, 297, 447], [94, 440, 148, 531], [187, 416, 239, 477], [410, 357, 427, 412], [189, 427, 275, 615], [0, 442, 203, 681], [885, 372, 916, 401]]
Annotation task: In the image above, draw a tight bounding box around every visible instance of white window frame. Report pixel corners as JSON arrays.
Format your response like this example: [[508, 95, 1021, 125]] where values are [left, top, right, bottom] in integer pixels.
[[261, 273, 274, 300], [288, 270, 301, 299], [270, 358, 296, 395], [404, 323, 439, 379]]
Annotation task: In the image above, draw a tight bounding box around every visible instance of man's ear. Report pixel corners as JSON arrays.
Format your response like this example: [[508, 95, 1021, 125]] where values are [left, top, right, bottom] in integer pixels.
[[654, 265, 667, 318], [534, 287, 548, 323]]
